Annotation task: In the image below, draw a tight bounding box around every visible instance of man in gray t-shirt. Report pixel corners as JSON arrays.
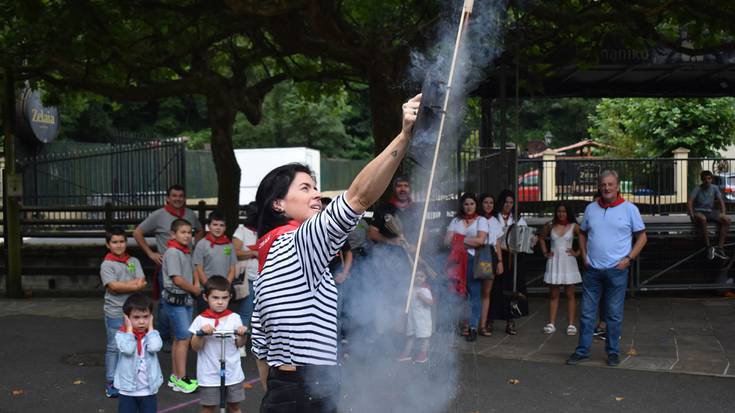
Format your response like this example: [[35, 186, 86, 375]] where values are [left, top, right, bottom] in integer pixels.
[[133, 185, 203, 266], [688, 170, 731, 259]]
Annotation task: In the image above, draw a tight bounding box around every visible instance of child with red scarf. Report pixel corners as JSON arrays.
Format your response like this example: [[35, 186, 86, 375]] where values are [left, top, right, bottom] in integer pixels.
[[189, 276, 248, 413], [538, 202, 583, 336], [193, 211, 237, 312], [161, 218, 200, 393], [100, 227, 147, 398], [114, 293, 163, 413]]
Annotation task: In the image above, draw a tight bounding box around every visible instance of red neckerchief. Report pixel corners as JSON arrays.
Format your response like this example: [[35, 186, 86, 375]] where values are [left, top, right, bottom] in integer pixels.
[[200, 309, 234, 327], [166, 239, 190, 255], [445, 233, 468, 296], [104, 253, 130, 264], [389, 196, 411, 210], [257, 220, 301, 272], [164, 203, 185, 218], [119, 326, 147, 355], [598, 194, 625, 209], [205, 232, 230, 247], [463, 213, 478, 225]]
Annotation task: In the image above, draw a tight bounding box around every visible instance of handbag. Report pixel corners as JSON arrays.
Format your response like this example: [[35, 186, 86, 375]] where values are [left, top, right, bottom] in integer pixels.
[[473, 244, 495, 280], [232, 277, 249, 301], [163, 289, 189, 306]]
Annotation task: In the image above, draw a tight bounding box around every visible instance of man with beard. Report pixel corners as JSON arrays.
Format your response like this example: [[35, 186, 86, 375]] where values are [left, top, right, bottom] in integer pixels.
[[368, 176, 419, 335], [688, 170, 731, 260]]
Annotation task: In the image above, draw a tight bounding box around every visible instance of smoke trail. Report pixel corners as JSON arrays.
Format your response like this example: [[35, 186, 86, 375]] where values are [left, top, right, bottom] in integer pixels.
[[335, 2, 507, 413]]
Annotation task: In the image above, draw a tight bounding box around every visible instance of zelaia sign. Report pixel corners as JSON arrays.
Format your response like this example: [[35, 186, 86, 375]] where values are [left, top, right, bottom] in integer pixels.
[[17, 88, 60, 144]]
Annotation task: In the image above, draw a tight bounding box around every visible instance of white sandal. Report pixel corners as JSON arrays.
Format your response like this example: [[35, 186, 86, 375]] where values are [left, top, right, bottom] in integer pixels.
[[543, 323, 556, 334], [566, 325, 578, 336]]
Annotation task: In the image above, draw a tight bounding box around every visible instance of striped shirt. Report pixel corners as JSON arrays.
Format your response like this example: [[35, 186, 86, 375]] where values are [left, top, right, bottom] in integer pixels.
[[250, 194, 362, 366]]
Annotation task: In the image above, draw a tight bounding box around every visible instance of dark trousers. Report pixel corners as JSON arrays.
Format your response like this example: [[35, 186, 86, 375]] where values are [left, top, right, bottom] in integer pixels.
[[260, 366, 339, 413], [118, 394, 157, 413]]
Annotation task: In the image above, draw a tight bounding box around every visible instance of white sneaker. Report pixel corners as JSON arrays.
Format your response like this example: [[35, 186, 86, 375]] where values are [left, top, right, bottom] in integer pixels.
[[543, 323, 556, 334], [239, 346, 247, 358], [566, 325, 578, 336]]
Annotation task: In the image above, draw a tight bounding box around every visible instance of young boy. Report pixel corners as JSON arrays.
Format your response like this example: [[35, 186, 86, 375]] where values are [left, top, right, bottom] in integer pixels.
[[114, 293, 163, 413], [161, 218, 200, 393], [189, 276, 247, 413], [100, 226, 147, 398], [398, 271, 433, 363], [193, 211, 237, 311]]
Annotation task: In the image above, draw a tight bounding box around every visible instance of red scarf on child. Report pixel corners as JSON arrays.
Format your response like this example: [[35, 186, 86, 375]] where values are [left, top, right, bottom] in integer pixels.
[[204, 233, 230, 247], [597, 194, 625, 209], [119, 326, 147, 355], [446, 233, 468, 296], [256, 220, 301, 272], [166, 239, 190, 255], [199, 309, 233, 327], [104, 253, 130, 263], [164, 203, 185, 218]]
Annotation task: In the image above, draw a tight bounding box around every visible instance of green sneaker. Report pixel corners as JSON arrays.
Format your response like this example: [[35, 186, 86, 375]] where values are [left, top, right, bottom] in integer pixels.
[[167, 374, 177, 389], [171, 376, 198, 393]]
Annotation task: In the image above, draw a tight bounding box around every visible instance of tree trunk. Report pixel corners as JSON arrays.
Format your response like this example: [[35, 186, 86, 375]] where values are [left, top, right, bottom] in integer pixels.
[[367, 62, 411, 153], [206, 93, 241, 236]]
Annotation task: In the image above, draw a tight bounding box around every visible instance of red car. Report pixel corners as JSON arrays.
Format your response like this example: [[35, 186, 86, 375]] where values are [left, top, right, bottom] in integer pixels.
[[518, 169, 540, 202]]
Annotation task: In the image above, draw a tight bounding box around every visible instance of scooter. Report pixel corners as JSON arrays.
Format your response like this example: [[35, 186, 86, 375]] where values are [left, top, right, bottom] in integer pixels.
[[195, 329, 247, 413]]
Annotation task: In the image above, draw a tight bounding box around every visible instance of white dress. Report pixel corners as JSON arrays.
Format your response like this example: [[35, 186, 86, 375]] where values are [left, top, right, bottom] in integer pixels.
[[543, 224, 582, 285]]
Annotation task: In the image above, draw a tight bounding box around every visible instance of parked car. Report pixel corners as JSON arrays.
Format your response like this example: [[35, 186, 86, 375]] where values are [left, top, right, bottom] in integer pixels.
[[518, 169, 540, 202], [714, 173, 735, 203]]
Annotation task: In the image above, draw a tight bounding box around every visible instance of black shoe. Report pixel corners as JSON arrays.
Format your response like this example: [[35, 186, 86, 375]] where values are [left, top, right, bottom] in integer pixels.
[[566, 353, 588, 365], [607, 353, 620, 366], [466, 328, 478, 342], [506, 321, 517, 335]]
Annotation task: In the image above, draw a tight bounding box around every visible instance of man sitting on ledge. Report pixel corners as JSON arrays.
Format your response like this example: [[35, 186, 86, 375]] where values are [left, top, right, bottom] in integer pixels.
[[688, 170, 731, 260]]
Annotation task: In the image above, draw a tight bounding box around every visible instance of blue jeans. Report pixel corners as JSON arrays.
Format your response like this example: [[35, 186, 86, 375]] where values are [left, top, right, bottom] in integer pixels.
[[237, 279, 255, 326], [161, 302, 193, 340], [575, 267, 628, 357], [118, 394, 157, 413], [104, 316, 124, 383], [466, 255, 482, 329]]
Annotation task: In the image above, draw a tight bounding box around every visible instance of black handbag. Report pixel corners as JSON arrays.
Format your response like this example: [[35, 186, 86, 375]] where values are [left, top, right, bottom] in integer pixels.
[[163, 289, 189, 306], [473, 244, 495, 280]]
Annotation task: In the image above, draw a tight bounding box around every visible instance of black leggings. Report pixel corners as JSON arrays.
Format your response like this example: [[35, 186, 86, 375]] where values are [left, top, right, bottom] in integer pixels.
[[260, 366, 339, 413]]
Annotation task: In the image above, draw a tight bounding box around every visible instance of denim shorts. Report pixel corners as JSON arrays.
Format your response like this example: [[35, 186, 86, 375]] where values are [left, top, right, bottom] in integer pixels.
[[161, 302, 193, 340]]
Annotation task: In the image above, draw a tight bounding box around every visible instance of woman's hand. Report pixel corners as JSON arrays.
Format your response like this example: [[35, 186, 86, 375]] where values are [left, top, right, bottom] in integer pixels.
[[566, 248, 578, 257], [401, 94, 421, 137], [496, 262, 504, 275], [544, 251, 554, 259]]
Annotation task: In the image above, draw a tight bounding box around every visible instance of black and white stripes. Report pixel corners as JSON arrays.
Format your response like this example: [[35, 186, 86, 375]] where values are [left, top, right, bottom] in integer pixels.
[[250, 194, 361, 366]]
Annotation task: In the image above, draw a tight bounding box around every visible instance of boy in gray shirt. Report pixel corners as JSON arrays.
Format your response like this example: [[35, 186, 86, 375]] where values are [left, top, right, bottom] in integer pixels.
[[100, 227, 147, 398], [689, 170, 731, 259], [193, 211, 237, 285], [160, 218, 200, 393]]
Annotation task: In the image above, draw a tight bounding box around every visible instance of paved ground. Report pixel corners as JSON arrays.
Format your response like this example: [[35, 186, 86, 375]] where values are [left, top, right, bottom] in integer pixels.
[[1, 296, 734, 412]]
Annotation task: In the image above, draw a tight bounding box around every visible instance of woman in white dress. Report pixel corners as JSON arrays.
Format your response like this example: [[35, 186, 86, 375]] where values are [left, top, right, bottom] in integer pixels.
[[538, 202, 584, 335]]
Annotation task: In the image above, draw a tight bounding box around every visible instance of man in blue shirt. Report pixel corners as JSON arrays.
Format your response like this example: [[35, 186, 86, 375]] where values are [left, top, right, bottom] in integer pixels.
[[567, 170, 647, 367]]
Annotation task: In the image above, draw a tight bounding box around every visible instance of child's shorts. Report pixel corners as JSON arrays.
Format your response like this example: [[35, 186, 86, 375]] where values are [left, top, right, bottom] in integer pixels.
[[198, 382, 245, 406], [161, 302, 193, 340]]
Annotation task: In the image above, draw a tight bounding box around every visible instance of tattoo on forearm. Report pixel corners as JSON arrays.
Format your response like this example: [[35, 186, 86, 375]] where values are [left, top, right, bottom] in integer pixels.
[[391, 150, 398, 158]]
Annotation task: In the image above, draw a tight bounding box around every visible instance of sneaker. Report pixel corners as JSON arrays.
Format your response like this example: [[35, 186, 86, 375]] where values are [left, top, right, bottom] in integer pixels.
[[397, 352, 412, 362], [167, 374, 177, 389], [714, 247, 729, 260], [593, 327, 607, 340], [566, 353, 588, 365], [104, 383, 119, 398], [707, 246, 716, 260], [607, 353, 621, 366], [543, 323, 556, 334], [414, 350, 428, 364], [465, 328, 478, 342], [171, 376, 198, 393], [566, 325, 578, 336]]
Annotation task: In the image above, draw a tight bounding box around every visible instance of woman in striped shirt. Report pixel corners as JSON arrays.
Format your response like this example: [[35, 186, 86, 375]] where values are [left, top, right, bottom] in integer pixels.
[[251, 94, 422, 413]]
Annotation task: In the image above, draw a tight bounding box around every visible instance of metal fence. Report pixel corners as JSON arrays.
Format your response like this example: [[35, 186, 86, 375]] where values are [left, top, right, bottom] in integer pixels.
[[20, 138, 186, 207]]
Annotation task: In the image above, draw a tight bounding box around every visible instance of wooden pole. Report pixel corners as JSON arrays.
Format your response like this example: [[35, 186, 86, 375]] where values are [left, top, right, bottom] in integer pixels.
[[405, 0, 474, 313]]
